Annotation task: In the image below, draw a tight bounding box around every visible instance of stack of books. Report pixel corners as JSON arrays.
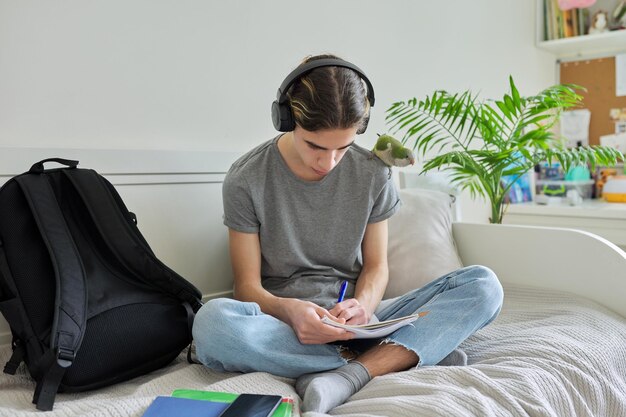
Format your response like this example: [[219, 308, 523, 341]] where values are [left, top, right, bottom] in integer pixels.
[[141, 389, 294, 417], [543, 0, 591, 40]]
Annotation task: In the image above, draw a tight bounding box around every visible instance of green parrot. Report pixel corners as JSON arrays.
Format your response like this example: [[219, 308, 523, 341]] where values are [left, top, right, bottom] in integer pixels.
[[372, 134, 416, 167]]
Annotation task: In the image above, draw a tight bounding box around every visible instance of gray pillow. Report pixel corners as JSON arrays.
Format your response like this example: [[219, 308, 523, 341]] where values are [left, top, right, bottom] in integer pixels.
[[384, 188, 464, 299]]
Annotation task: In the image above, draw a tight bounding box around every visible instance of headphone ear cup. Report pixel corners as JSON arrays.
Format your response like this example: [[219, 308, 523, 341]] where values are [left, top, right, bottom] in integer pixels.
[[356, 113, 369, 135], [271, 100, 295, 132]]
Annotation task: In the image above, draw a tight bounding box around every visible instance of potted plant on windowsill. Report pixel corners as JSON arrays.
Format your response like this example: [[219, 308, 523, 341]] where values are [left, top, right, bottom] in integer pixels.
[[385, 77, 624, 224]]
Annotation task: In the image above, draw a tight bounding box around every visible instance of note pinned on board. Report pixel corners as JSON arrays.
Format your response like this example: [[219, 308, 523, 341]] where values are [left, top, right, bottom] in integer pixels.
[[617, 54, 626, 97], [560, 109, 591, 147]]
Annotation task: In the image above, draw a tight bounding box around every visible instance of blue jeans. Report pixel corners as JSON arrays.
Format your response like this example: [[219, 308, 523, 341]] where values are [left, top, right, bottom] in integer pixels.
[[192, 265, 503, 378]]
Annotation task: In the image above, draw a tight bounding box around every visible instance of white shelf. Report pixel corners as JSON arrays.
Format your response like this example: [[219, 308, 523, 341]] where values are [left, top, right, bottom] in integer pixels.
[[537, 29, 626, 59], [505, 200, 626, 249], [507, 200, 626, 220], [535, 0, 626, 59]]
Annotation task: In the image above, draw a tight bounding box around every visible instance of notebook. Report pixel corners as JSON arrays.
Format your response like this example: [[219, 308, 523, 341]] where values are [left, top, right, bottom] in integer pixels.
[[172, 389, 293, 417], [141, 396, 229, 417], [321, 311, 429, 338]]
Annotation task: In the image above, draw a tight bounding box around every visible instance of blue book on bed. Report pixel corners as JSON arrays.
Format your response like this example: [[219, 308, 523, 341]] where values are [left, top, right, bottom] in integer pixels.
[[141, 396, 229, 417]]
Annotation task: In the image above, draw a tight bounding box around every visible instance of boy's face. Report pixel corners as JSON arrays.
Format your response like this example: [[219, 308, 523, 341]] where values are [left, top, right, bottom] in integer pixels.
[[292, 125, 358, 179]]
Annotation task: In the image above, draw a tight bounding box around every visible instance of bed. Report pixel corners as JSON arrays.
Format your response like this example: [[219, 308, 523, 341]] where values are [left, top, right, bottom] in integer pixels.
[[1, 222, 625, 417], [1, 148, 625, 416]]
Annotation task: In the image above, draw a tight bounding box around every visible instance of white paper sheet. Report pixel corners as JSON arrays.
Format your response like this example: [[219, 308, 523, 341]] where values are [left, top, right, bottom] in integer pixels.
[[560, 109, 591, 147], [600, 132, 626, 153], [321, 311, 428, 339], [616, 53, 626, 97]]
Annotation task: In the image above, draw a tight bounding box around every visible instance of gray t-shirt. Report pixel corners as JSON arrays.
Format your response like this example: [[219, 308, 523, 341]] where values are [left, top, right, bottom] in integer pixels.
[[222, 135, 401, 309]]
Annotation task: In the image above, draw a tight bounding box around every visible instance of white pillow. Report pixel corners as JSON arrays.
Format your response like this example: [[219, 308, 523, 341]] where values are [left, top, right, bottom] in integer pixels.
[[384, 188, 464, 299]]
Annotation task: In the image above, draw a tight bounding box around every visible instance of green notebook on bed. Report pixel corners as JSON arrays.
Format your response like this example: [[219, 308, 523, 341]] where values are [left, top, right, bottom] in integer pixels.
[[171, 389, 293, 417]]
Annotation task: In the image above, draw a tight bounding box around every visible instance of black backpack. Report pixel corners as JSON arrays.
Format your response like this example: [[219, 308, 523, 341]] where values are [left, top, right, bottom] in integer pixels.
[[0, 158, 203, 411]]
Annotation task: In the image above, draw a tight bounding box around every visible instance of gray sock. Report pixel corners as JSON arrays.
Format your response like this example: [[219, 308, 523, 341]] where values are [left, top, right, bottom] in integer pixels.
[[437, 348, 467, 366], [295, 361, 371, 413]]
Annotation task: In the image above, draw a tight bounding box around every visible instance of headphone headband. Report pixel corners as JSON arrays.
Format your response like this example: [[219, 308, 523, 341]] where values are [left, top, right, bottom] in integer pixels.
[[275, 58, 375, 106], [271, 57, 375, 132]]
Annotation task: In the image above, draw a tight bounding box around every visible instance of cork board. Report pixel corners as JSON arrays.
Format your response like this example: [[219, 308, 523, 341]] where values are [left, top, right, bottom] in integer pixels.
[[559, 56, 626, 146]]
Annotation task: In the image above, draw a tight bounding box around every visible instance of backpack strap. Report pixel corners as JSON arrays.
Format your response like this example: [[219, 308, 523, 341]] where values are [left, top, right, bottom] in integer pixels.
[[62, 169, 203, 311], [181, 301, 201, 365], [28, 158, 79, 175], [3, 338, 25, 375], [0, 239, 40, 375], [15, 174, 87, 411], [0, 241, 23, 374]]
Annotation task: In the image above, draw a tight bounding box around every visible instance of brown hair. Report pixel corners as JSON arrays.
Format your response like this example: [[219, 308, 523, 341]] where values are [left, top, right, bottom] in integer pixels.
[[287, 54, 371, 133]]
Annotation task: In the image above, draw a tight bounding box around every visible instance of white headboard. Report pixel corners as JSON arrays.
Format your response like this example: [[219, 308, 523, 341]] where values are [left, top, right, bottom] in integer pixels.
[[0, 147, 241, 345]]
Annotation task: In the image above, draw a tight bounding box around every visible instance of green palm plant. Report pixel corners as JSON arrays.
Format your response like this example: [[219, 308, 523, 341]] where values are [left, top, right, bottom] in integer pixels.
[[386, 77, 624, 224]]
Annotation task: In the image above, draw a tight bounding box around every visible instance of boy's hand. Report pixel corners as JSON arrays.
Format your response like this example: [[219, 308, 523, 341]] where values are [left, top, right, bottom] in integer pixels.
[[282, 299, 355, 344], [329, 298, 370, 326]]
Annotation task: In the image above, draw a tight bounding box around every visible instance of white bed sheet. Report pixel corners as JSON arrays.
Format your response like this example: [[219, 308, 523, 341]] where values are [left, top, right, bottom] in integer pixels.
[[1, 285, 625, 417]]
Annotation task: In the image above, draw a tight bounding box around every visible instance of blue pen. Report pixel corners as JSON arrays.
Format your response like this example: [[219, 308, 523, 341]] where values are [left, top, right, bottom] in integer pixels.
[[337, 280, 348, 303]]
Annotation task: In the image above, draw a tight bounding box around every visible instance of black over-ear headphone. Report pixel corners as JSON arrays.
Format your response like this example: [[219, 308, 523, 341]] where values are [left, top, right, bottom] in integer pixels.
[[271, 58, 375, 133]]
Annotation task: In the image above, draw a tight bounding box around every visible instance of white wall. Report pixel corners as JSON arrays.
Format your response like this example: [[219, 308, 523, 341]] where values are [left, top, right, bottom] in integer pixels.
[[0, 0, 556, 221], [0, 1, 560, 342]]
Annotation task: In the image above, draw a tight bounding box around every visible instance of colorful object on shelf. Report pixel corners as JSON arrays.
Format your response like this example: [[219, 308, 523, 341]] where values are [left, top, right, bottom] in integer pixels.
[[602, 176, 626, 203], [596, 168, 619, 199], [565, 165, 591, 181], [501, 153, 533, 204], [539, 161, 564, 180], [542, 183, 567, 196], [589, 10, 609, 34], [557, 0, 596, 11], [536, 179, 595, 199]]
